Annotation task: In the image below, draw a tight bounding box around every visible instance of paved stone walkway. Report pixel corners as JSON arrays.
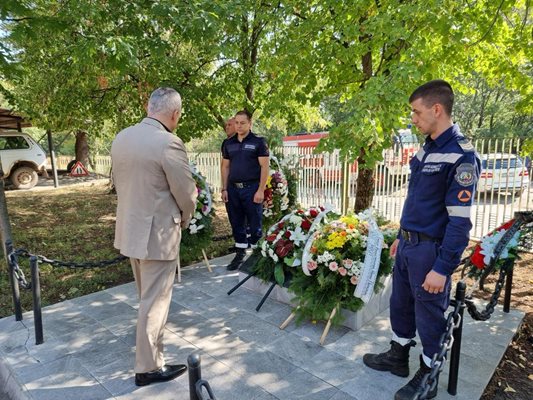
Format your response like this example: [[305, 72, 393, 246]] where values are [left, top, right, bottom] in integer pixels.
[[0, 254, 524, 400]]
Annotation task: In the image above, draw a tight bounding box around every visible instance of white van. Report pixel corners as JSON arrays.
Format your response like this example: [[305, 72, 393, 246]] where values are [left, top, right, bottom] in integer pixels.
[[0, 130, 47, 189]]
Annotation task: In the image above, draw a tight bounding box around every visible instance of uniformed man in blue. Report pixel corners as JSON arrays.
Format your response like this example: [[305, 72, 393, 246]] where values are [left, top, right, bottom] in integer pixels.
[[221, 110, 270, 270], [363, 80, 481, 400]]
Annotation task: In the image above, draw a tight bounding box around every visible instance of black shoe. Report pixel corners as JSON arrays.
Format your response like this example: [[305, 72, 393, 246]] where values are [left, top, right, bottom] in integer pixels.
[[226, 250, 245, 271], [135, 364, 187, 387], [394, 355, 438, 400], [363, 340, 416, 377]]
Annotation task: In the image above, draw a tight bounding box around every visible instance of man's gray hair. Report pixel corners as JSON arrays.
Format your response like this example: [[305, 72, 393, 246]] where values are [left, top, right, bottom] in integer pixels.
[[147, 87, 182, 116]]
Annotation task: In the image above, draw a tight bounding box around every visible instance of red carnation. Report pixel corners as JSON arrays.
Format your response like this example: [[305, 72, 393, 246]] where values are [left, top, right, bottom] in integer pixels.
[[284, 230, 292, 239], [471, 246, 485, 269], [309, 209, 319, 218], [301, 219, 312, 230], [277, 221, 285, 229], [266, 234, 277, 242]]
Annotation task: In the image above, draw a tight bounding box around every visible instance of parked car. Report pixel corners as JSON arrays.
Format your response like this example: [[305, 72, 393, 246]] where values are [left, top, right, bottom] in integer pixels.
[[478, 153, 530, 196], [0, 130, 47, 189]]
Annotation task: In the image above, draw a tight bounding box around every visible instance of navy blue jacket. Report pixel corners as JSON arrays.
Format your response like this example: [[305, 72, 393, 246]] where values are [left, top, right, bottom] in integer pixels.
[[222, 132, 269, 183], [400, 124, 481, 276]]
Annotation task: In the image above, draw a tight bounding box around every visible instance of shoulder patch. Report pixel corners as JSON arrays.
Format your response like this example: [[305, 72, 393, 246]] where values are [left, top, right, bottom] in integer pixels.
[[457, 138, 475, 152], [455, 163, 476, 187]]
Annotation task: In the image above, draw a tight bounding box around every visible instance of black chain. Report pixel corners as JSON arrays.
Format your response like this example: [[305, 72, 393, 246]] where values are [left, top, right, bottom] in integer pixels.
[[415, 300, 464, 399], [464, 259, 512, 321], [13, 248, 127, 269], [8, 249, 32, 290]]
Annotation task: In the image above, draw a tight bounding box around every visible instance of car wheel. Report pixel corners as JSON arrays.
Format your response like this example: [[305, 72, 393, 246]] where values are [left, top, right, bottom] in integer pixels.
[[514, 188, 524, 197], [11, 166, 39, 190]]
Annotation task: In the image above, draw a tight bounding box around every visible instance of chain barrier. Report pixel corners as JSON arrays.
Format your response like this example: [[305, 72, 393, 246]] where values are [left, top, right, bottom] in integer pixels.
[[415, 290, 464, 399], [13, 248, 127, 269], [464, 259, 511, 321], [196, 380, 217, 400], [460, 211, 532, 321], [7, 247, 128, 291], [8, 248, 32, 290]]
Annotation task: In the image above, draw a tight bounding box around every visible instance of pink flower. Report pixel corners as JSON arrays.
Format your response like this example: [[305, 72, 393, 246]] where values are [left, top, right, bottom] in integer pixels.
[[338, 267, 347, 276], [329, 261, 338, 271], [307, 260, 318, 271], [350, 275, 358, 285]]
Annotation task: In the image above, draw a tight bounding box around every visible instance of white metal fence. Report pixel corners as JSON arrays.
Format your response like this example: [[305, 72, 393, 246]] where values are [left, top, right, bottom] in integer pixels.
[[48, 137, 532, 239]]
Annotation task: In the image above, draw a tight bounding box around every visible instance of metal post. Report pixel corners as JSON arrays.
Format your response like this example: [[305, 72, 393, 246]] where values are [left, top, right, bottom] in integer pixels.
[[188, 353, 202, 400], [255, 281, 276, 312], [0, 124, 22, 322], [447, 281, 466, 395], [47, 130, 59, 188], [30, 256, 43, 345], [227, 271, 257, 295], [6, 240, 23, 321], [503, 259, 514, 313]]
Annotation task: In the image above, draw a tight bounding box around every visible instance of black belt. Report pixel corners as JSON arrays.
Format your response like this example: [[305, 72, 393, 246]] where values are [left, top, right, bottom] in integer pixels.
[[231, 181, 259, 189], [400, 228, 439, 243]]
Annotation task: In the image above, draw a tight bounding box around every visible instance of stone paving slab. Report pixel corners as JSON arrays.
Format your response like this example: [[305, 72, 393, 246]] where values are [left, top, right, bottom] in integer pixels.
[[0, 254, 524, 400]]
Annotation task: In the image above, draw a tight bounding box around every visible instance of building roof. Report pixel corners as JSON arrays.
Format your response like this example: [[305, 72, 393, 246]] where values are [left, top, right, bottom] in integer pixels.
[[0, 108, 32, 130]]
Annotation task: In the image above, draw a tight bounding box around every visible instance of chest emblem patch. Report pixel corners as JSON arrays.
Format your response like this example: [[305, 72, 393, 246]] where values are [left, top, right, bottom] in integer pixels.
[[422, 164, 442, 174], [455, 163, 475, 187], [458, 190, 472, 202], [244, 144, 256, 150]]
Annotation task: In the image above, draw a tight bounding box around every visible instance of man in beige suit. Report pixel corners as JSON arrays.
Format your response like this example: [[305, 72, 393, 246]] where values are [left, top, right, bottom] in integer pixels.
[[112, 87, 197, 387]]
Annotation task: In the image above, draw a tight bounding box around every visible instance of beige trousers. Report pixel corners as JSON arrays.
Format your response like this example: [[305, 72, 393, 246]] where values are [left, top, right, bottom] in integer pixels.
[[130, 258, 177, 373]]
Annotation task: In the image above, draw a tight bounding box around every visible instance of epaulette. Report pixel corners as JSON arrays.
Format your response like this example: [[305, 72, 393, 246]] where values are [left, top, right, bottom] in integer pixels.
[[457, 138, 475, 152]]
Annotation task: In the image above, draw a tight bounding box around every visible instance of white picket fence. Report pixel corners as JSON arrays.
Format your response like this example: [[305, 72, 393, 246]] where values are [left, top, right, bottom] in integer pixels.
[[49, 137, 532, 240]]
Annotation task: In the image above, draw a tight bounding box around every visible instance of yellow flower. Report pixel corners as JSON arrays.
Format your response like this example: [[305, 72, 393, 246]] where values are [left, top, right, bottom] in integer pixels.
[[326, 231, 347, 249], [340, 215, 358, 227]]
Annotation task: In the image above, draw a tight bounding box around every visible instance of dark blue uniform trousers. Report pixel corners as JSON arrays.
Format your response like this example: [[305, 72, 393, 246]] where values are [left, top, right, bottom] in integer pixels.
[[227, 183, 263, 248], [390, 236, 451, 358]]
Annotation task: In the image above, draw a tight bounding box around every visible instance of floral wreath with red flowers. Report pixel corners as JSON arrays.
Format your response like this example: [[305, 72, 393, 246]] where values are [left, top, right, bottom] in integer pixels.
[[263, 168, 290, 226], [464, 219, 521, 280], [287, 210, 396, 326], [254, 206, 334, 286]]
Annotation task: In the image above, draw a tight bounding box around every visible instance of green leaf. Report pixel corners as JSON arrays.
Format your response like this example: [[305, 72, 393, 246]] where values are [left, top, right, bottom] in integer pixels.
[[274, 264, 285, 286]]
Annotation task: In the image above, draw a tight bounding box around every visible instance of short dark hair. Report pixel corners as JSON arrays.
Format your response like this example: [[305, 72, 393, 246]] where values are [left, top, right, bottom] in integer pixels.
[[235, 109, 253, 121], [409, 80, 454, 116]]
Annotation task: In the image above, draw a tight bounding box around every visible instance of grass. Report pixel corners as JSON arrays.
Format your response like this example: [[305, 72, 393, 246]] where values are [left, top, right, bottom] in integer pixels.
[[0, 182, 233, 318]]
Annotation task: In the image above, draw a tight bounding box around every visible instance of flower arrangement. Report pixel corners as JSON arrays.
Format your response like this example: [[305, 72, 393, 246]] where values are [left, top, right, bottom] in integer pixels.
[[254, 206, 334, 286], [180, 164, 215, 264], [465, 219, 521, 279], [262, 154, 298, 230], [289, 210, 396, 326]]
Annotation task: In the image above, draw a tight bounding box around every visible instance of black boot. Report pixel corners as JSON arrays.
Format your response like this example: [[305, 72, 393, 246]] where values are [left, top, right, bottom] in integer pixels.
[[227, 249, 245, 271], [394, 355, 438, 400], [363, 340, 416, 377]]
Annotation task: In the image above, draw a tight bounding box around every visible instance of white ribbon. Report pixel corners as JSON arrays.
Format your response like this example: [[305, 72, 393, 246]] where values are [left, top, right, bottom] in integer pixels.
[[353, 213, 384, 302]]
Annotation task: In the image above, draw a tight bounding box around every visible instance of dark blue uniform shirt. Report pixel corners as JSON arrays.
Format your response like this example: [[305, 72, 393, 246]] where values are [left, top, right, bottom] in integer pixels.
[[222, 132, 269, 183], [400, 124, 481, 276]]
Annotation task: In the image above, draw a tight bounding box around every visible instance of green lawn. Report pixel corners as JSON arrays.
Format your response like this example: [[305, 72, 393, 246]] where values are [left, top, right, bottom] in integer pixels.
[[0, 182, 232, 318]]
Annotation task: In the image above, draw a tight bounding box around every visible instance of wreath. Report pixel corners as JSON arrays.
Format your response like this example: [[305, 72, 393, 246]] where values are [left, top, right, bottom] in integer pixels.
[[464, 220, 521, 280], [288, 210, 397, 326], [254, 206, 334, 286], [180, 164, 215, 263]]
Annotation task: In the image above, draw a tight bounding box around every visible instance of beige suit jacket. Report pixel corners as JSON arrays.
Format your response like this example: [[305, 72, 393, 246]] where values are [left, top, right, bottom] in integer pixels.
[[111, 118, 197, 260]]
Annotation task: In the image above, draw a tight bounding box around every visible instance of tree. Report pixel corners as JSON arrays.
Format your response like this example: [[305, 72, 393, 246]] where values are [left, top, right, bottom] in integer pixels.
[[275, 0, 531, 211]]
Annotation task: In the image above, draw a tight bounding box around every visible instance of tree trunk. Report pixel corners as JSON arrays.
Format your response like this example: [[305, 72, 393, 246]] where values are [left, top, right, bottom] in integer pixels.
[[75, 130, 89, 167], [354, 167, 375, 213]]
